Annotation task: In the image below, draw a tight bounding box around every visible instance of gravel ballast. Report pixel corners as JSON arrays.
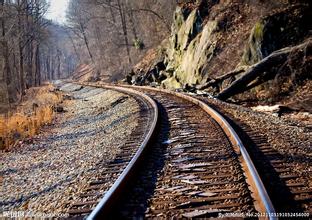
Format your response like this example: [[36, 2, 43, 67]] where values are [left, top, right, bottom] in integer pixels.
[[201, 97, 311, 212], [0, 83, 140, 215]]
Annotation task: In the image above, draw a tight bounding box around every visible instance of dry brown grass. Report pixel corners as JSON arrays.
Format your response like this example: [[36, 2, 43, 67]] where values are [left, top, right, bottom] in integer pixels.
[[0, 84, 62, 150]]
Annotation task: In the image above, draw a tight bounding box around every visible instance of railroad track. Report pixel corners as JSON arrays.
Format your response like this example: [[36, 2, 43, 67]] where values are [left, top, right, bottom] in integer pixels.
[[64, 85, 158, 216], [197, 98, 312, 215], [62, 82, 278, 219]]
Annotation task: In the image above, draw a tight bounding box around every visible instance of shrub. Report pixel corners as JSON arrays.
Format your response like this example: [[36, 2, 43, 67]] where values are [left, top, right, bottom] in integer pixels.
[[0, 84, 62, 150]]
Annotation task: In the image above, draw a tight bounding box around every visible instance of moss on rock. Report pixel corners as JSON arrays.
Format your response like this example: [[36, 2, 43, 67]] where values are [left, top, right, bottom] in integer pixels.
[[242, 4, 311, 66], [165, 5, 218, 89], [242, 21, 265, 65], [176, 21, 217, 85]]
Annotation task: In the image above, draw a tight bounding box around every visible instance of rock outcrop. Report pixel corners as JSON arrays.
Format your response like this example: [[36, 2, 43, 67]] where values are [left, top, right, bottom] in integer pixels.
[[127, 0, 311, 110], [163, 7, 218, 88]]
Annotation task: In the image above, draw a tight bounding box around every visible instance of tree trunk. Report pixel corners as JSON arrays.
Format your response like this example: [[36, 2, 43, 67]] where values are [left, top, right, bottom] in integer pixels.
[[80, 22, 94, 64], [127, 6, 138, 40], [35, 43, 40, 85], [19, 42, 25, 93], [67, 31, 81, 63], [117, 0, 131, 65], [197, 67, 247, 90], [57, 50, 61, 79], [0, 41, 10, 108], [51, 56, 55, 80], [0, 0, 10, 108], [217, 40, 312, 100], [46, 55, 50, 80], [25, 0, 31, 88], [17, 0, 25, 95]]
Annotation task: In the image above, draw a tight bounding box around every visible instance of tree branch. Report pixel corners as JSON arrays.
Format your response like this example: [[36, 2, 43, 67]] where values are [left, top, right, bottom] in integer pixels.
[[131, 8, 171, 32]]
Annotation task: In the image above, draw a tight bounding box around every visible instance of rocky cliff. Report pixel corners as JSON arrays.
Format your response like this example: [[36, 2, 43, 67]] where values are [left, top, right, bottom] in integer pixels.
[[127, 0, 311, 111]]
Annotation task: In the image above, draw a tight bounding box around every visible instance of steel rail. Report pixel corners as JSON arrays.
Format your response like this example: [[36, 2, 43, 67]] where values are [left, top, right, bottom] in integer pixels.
[[106, 83, 276, 220], [76, 82, 276, 220], [164, 89, 277, 220], [82, 84, 159, 220]]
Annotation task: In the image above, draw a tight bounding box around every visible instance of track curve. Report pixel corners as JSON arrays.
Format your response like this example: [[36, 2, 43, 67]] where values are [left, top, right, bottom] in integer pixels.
[[87, 85, 159, 219], [68, 82, 276, 219], [62, 83, 158, 217]]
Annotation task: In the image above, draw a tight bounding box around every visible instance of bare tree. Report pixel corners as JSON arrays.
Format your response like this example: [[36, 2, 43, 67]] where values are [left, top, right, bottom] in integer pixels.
[[66, 0, 176, 80], [0, 0, 77, 112]]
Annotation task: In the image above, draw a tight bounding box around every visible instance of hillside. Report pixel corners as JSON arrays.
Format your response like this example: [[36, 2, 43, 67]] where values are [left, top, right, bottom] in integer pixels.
[[127, 0, 311, 112]]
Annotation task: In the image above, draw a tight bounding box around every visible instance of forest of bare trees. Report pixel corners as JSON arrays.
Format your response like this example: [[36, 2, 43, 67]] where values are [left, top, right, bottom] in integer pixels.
[[66, 0, 176, 80], [0, 0, 177, 112], [0, 0, 76, 112]]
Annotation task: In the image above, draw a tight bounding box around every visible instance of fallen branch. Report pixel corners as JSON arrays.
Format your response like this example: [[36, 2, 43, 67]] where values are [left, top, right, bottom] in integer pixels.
[[217, 39, 312, 100], [197, 67, 247, 90]]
